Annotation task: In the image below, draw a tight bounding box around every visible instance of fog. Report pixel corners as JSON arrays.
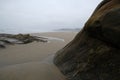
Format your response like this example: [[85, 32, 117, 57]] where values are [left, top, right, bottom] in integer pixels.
[[0, 0, 102, 33]]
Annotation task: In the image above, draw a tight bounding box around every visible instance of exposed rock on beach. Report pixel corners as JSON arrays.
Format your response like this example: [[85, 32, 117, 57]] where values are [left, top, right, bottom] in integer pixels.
[[0, 34, 47, 48]]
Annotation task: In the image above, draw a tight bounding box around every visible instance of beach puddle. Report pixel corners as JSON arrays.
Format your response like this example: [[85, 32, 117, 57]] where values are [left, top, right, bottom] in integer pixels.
[[38, 36, 65, 43]]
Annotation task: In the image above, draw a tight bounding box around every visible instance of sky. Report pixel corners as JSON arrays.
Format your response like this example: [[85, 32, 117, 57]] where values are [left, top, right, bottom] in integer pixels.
[[0, 0, 102, 33]]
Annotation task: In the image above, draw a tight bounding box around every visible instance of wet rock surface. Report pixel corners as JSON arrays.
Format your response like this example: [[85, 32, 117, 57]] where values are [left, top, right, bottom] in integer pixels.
[[54, 0, 120, 80], [0, 34, 47, 48]]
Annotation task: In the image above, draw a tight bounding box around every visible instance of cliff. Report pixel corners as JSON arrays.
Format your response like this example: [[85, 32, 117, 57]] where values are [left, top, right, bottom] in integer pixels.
[[54, 0, 120, 80]]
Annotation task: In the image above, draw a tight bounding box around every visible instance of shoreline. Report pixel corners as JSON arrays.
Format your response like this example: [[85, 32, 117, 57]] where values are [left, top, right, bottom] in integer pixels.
[[0, 29, 80, 35], [0, 31, 78, 48], [0, 31, 78, 80]]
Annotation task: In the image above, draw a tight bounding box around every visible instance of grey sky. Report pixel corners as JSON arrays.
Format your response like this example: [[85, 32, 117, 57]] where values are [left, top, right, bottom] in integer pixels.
[[0, 0, 102, 32]]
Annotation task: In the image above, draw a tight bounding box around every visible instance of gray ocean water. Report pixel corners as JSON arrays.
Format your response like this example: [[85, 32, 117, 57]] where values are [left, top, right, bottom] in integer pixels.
[[0, 26, 81, 34], [0, 26, 56, 34]]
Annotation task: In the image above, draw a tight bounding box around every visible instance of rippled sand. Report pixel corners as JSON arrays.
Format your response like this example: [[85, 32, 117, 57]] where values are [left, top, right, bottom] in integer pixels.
[[0, 32, 77, 80]]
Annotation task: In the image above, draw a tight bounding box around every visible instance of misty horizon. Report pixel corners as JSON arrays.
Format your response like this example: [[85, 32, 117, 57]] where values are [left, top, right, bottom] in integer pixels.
[[0, 0, 102, 33]]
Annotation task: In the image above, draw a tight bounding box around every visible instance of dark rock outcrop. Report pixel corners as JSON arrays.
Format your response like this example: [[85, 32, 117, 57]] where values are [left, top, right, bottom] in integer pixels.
[[0, 34, 47, 48], [54, 0, 120, 80]]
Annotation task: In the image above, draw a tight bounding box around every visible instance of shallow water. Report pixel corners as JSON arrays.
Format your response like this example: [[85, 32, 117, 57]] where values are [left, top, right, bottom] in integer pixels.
[[40, 36, 65, 43]]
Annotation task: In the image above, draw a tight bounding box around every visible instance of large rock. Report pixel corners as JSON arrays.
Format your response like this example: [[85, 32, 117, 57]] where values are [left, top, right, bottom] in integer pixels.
[[54, 0, 120, 80]]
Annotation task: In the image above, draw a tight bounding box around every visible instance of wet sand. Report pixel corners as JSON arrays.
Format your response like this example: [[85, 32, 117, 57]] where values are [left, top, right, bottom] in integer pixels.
[[0, 31, 77, 80]]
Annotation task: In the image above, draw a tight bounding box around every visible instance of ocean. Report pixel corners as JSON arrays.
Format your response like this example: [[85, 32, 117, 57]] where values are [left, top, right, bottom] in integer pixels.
[[0, 26, 57, 34], [0, 26, 81, 34]]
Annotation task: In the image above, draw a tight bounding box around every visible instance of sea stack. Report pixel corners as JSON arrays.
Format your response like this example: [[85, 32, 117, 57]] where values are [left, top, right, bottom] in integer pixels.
[[54, 0, 120, 80]]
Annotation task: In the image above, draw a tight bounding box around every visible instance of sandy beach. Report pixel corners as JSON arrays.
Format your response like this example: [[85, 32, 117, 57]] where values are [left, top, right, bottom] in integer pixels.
[[0, 31, 77, 80]]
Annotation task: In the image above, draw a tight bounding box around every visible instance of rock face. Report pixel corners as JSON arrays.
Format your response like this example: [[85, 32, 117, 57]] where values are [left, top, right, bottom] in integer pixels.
[[54, 0, 120, 80], [0, 34, 47, 48]]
